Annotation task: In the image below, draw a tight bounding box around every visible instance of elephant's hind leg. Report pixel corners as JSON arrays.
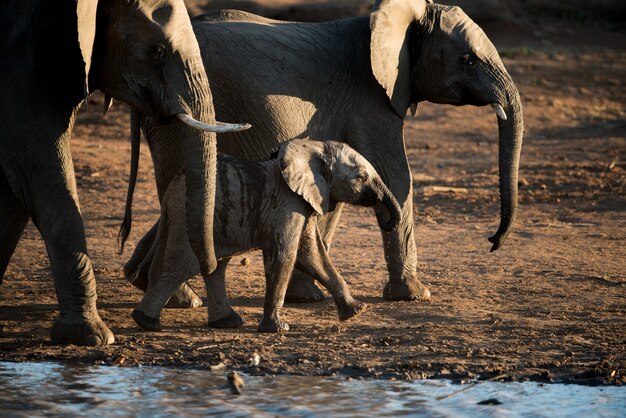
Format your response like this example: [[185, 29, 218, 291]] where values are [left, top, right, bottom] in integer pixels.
[[204, 258, 243, 328]]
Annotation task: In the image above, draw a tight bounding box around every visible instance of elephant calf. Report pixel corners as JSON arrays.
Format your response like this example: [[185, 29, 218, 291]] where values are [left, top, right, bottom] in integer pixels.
[[132, 138, 402, 333]]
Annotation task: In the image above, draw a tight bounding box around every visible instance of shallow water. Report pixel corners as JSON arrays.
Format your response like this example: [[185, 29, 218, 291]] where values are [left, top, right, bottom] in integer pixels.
[[0, 362, 624, 417]]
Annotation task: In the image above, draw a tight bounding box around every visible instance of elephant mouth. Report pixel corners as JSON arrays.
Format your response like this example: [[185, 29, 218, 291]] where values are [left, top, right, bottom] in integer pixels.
[[357, 189, 379, 207], [459, 87, 487, 106]]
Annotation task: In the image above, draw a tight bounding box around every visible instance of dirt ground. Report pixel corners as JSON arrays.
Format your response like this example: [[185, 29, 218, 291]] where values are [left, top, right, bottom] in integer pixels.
[[1, 2, 624, 385]]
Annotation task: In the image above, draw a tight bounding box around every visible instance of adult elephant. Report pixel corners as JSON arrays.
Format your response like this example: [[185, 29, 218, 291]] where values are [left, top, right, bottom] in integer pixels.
[[124, 0, 524, 314], [0, 0, 248, 345]]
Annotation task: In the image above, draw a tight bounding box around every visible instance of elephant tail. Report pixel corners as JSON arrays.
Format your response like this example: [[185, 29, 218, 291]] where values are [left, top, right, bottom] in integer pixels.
[[118, 108, 142, 254]]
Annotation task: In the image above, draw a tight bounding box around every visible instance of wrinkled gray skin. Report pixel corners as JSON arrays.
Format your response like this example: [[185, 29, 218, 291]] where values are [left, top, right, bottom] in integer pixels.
[[126, 0, 524, 308], [132, 139, 401, 333], [0, 0, 234, 345]]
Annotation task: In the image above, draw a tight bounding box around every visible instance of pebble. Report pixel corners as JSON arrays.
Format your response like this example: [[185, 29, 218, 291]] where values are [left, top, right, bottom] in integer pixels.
[[477, 398, 502, 405]]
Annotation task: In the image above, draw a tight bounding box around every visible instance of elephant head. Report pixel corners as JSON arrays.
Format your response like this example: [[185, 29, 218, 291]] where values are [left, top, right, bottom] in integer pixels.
[[279, 139, 402, 231], [371, 0, 524, 250], [85, 0, 249, 274]]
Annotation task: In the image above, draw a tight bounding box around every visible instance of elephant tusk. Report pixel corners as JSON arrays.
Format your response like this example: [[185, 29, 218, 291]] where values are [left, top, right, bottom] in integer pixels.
[[103, 94, 113, 116], [176, 113, 251, 133], [491, 103, 508, 121]]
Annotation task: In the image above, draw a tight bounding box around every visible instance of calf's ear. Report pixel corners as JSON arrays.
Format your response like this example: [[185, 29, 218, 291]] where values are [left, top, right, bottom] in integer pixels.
[[279, 139, 331, 215]]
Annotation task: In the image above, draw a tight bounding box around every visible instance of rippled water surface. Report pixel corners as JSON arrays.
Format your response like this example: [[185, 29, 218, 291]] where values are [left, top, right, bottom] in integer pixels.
[[0, 361, 624, 417]]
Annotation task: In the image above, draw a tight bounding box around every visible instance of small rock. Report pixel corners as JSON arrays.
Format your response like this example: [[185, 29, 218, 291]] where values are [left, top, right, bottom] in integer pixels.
[[227, 371, 244, 395], [330, 324, 341, 333], [114, 355, 126, 366], [240, 258, 250, 266], [250, 353, 261, 367], [478, 398, 502, 405]]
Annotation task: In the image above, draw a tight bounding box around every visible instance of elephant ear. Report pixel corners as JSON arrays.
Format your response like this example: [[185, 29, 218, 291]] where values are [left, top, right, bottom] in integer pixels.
[[76, 0, 99, 93], [370, 0, 429, 117], [279, 139, 331, 215]]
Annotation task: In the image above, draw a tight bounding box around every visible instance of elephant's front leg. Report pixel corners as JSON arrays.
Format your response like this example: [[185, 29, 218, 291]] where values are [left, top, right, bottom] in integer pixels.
[[284, 205, 344, 303], [0, 168, 30, 282], [8, 130, 114, 345], [376, 161, 431, 301], [258, 223, 302, 333]]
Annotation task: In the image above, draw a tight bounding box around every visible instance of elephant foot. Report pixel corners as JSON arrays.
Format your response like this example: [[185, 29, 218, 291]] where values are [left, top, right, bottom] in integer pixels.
[[131, 309, 162, 331], [383, 280, 431, 301], [51, 312, 115, 346], [337, 300, 367, 321], [285, 272, 325, 303], [208, 309, 244, 329], [165, 283, 203, 309], [258, 317, 289, 333]]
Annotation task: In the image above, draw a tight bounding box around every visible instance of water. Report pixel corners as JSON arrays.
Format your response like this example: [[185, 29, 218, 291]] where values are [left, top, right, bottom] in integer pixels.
[[0, 362, 624, 417]]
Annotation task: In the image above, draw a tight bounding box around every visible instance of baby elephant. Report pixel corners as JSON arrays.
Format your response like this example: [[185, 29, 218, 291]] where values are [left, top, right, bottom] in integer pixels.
[[132, 138, 402, 333]]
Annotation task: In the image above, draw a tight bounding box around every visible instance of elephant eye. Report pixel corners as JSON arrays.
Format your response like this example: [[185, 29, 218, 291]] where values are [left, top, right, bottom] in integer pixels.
[[463, 54, 476, 68], [149, 44, 166, 63], [355, 173, 368, 183]]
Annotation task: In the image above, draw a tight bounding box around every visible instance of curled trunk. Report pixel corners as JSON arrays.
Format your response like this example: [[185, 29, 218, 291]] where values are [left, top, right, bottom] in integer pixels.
[[373, 177, 403, 232]]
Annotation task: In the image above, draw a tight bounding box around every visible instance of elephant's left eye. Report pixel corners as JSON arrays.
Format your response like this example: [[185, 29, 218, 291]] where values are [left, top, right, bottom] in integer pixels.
[[149, 45, 166, 63], [463, 54, 476, 68], [355, 173, 367, 183]]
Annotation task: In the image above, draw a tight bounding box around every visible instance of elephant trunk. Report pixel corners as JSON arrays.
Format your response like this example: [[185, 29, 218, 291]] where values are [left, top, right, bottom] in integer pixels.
[[181, 64, 219, 276], [489, 81, 524, 251], [372, 177, 403, 232]]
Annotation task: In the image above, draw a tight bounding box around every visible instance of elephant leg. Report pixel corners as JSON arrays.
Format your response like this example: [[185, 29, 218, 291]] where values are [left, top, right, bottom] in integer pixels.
[[295, 217, 366, 321], [0, 167, 30, 282], [124, 219, 202, 308], [377, 167, 431, 301], [204, 258, 243, 328], [284, 204, 344, 303], [258, 222, 303, 333], [284, 269, 325, 303], [124, 219, 159, 290], [133, 214, 203, 330], [7, 130, 114, 345]]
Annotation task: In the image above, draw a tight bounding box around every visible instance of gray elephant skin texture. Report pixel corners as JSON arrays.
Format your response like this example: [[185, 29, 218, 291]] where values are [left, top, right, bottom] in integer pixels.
[[0, 0, 234, 346], [126, 0, 523, 307], [133, 139, 401, 333]]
